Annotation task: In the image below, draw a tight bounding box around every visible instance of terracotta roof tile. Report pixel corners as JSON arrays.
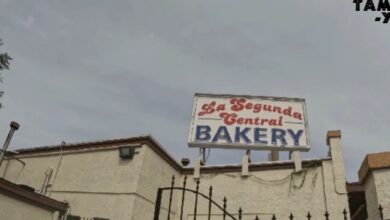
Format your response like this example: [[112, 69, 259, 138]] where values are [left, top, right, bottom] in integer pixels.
[[358, 151, 390, 183]]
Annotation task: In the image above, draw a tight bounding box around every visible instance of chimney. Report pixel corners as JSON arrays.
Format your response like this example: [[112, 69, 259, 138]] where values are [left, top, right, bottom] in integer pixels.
[[326, 130, 347, 193]]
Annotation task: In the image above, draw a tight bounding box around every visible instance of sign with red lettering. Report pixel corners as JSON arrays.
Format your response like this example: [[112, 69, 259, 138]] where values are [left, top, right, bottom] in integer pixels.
[[188, 93, 310, 151]]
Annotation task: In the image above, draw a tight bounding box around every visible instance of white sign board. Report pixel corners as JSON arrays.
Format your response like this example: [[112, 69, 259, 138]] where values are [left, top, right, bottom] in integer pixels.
[[188, 93, 310, 151]]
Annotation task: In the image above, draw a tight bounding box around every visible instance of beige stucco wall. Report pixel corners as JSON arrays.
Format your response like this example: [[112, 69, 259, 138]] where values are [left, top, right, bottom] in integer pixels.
[[0, 144, 180, 220], [1, 146, 144, 193], [132, 144, 181, 220], [0, 154, 60, 188], [0, 193, 57, 220], [0, 141, 350, 220], [172, 160, 349, 220], [365, 168, 390, 220], [0, 145, 145, 220]]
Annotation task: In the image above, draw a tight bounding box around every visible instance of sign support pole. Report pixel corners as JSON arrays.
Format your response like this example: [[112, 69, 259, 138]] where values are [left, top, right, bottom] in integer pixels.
[[292, 151, 302, 172], [246, 149, 252, 163], [241, 151, 250, 177], [193, 157, 201, 179], [202, 148, 206, 165], [199, 148, 207, 165]]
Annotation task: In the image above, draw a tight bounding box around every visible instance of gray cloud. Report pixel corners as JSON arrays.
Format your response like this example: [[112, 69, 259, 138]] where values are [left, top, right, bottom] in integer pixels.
[[1, 0, 389, 181]]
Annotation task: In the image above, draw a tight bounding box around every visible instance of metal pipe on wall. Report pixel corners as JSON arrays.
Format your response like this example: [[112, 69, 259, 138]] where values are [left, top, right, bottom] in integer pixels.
[[0, 121, 20, 168]]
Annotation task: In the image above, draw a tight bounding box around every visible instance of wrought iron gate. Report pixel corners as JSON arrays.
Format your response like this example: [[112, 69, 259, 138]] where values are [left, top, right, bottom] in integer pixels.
[[153, 175, 244, 220], [153, 175, 385, 220]]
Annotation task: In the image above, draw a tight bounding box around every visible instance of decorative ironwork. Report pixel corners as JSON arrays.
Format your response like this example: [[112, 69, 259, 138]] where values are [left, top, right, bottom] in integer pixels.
[[167, 175, 174, 220], [153, 177, 237, 220], [153, 188, 163, 220], [324, 210, 330, 220], [208, 186, 212, 220], [153, 176, 387, 220], [307, 212, 312, 220], [342, 208, 347, 220], [180, 176, 187, 220], [193, 180, 200, 220], [223, 197, 227, 220], [379, 205, 384, 220]]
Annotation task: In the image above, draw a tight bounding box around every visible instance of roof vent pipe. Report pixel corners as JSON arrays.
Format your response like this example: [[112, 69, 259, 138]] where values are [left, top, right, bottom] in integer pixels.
[[0, 121, 20, 168]]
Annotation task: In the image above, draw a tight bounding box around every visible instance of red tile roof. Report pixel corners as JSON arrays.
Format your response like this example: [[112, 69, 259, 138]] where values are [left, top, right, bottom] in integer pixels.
[[358, 151, 390, 183]]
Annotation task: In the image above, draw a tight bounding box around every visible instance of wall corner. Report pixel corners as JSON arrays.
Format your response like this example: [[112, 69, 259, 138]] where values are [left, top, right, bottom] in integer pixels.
[[327, 130, 347, 194]]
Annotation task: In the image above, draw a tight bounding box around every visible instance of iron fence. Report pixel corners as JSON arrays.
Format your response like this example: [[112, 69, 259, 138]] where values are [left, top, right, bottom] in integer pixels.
[[153, 175, 386, 220]]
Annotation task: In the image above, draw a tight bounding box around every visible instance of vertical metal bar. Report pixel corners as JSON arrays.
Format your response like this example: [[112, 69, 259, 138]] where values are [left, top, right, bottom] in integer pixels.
[[202, 147, 206, 164], [0, 121, 19, 168], [167, 175, 175, 220], [223, 197, 227, 220], [379, 205, 384, 220], [208, 186, 213, 220], [272, 214, 276, 220], [255, 215, 259, 220], [179, 176, 187, 220], [193, 180, 200, 220], [238, 207, 242, 220], [289, 213, 294, 220], [306, 212, 311, 220], [153, 188, 163, 220], [343, 208, 347, 220], [324, 210, 329, 220]]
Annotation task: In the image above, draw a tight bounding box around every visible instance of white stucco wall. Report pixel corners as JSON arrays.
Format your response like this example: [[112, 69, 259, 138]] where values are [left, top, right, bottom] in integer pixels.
[[364, 174, 379, 220], [365, 169, 390, 220], [374, 169, 390, 218], [0, 193, 57, 220]]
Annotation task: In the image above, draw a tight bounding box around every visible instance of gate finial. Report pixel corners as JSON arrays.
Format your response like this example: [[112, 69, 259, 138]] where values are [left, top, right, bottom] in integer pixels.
[[306, 212, 311, 220]]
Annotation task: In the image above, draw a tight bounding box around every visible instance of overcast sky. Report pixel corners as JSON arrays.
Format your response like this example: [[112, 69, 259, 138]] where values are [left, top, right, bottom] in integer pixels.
[[0, 0, 389, 181]]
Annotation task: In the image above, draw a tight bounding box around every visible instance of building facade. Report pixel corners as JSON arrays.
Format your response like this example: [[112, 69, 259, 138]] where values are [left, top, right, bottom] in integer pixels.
[[0, 132, 388, 220], [0, 177, 68, 220], [357, 152, 390, 220]]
